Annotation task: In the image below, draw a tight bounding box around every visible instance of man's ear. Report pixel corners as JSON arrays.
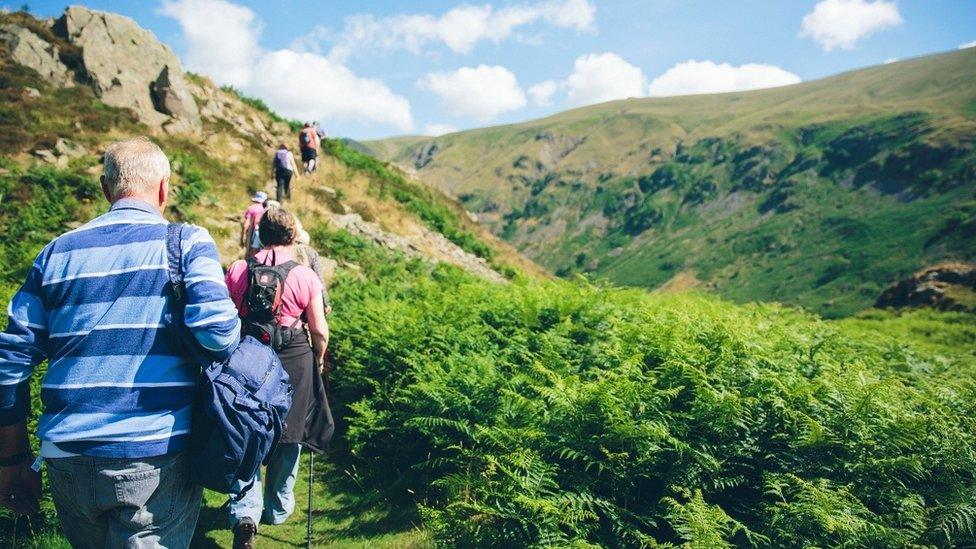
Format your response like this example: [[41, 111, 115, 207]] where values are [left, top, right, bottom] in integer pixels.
[[100, 175, 112, 204], [158, 177, 169, 210]]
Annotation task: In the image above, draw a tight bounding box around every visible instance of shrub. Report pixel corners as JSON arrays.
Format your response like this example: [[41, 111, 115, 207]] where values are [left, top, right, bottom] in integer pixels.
[[325, 242, 976, 547]]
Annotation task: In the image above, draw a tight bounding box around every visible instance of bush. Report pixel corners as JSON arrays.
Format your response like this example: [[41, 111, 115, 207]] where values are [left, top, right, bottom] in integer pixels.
[[325, 242, 976, 547]]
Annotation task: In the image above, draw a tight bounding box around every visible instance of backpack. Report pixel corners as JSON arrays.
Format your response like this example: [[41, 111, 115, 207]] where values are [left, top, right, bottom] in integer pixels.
[[299, 129, 312, 149], [274, 149, 291, 171], [165, 224, 293, 497], [242, 255, 303, 351]]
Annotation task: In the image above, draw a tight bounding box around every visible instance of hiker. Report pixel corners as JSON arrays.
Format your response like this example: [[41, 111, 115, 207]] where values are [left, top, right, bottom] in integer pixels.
[[295, 225, 333, 316], [314, 121, 326, 141], [0, 137, 241, 547], [224, 207, 330, 548], [272, 144, 299, 202], [243, 190, 268, 258], [299, 122, 319, 174]]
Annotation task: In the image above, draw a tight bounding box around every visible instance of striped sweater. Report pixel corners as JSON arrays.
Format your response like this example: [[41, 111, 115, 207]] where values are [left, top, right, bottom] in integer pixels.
[[0, 198, 241, 458]]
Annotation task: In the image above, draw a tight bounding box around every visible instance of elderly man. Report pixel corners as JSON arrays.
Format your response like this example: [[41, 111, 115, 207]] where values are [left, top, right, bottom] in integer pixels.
[[0, 137, 241, 547]]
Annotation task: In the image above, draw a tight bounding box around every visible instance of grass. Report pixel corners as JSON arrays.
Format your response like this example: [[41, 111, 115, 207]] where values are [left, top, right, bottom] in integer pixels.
[[191, 454, 428, 548]]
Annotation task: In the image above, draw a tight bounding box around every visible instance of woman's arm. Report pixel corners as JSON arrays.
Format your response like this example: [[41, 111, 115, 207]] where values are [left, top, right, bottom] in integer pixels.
[[241, 216, 252, 247], [306, 291, 329, 369]]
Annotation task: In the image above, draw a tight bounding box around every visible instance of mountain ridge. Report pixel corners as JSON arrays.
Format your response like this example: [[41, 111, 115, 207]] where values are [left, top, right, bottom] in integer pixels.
[[366, 48, 976, 316]]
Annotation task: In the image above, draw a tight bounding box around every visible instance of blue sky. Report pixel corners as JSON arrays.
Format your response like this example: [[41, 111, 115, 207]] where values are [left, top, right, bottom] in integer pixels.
[[15, 0, 976, 139]]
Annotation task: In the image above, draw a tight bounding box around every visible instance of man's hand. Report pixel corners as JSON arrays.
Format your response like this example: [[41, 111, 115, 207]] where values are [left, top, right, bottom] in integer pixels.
[[0, 458, 41, 515]]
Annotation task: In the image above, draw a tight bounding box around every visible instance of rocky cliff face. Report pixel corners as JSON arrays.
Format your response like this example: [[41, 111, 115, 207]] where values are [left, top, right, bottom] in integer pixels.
[[0, 6, 201, 134], [0, 23, 74, 87], [54, 6, 201, 134]]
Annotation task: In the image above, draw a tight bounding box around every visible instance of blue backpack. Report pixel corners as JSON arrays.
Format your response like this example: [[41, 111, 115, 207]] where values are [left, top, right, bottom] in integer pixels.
[[165, 224, 293, 496]]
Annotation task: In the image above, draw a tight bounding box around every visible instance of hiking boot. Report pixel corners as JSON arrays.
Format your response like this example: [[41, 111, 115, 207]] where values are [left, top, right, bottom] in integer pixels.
[[233, 518, 257, 549]]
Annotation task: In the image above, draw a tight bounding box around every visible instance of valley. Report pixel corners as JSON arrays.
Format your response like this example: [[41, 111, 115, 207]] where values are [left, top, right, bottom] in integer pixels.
[[367, 49, 976, 316]]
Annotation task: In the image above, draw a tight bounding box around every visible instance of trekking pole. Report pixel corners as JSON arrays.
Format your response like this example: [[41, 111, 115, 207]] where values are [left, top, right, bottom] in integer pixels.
[[307, 451, 314, 549]]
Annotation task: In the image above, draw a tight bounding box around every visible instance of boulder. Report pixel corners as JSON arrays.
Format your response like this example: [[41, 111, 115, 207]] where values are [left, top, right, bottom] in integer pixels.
[[54, 6, 200, 133], [0, 24, 73, 87], [150, 66, 190, 118], [32, 138, 89, 168], [53, 137, 88, 159]]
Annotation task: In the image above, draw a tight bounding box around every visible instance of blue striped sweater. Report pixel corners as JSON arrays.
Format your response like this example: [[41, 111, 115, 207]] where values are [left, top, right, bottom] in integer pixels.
[[0, 199, 241, 458]]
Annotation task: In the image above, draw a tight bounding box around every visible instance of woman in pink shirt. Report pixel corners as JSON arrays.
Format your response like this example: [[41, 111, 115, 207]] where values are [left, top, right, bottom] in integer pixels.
[[224, 207, 329, 545], [241, 191, 267, 258]]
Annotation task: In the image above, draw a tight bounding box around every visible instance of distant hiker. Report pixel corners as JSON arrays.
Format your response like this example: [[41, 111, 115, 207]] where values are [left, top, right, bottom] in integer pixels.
[[0, 137, 241, 547], [272, 144, 300, 202], [314, 121, 326, 141], [224, 207, 331, 548], [243, 190, 268, 258], [299, 122, 320, 174]]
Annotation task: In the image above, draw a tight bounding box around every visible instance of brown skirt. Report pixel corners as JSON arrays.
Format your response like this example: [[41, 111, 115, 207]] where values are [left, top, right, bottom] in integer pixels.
[[276, 335, 313, 444]]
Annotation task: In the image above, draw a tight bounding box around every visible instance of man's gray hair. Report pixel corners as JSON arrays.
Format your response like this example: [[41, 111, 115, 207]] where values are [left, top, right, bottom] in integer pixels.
[[102, 137, 170, 201]]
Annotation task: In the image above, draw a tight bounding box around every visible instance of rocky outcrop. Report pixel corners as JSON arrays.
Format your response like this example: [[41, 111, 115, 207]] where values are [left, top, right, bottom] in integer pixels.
[[53, 6, 200, 134], [413, 141, 439, 170], [189, 76, 290, 148], [875, 263, 976, 312], [32, 138, 90, 168], [0, 24, 73, 86]]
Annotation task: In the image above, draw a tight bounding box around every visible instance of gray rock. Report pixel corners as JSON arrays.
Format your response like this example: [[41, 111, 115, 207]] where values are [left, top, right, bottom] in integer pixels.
[[55, 6, 200, 132], [32, 149, 64, 167], [0, 24, 73, 87], [23, 86, 41, 98], [53, 138, 87, 159], [413, 141, 438, 169], [151, 66, 190, 118]]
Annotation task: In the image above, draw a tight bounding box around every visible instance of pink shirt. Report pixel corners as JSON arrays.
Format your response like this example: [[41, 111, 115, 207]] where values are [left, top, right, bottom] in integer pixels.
[[225, 248, 323, 327], [243, 203, 265, 227]]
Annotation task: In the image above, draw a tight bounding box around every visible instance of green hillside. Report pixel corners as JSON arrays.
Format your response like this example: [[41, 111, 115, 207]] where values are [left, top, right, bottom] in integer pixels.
[[367, 49, 976, 317]]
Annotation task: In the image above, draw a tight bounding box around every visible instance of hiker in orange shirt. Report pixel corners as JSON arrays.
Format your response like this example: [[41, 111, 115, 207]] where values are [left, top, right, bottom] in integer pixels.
[[298, 122, 320, 174]]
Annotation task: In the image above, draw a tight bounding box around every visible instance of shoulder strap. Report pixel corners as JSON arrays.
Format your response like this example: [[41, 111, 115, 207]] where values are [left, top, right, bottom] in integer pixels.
[[273, 260, 299, 279], [166, 223, 186, 304]]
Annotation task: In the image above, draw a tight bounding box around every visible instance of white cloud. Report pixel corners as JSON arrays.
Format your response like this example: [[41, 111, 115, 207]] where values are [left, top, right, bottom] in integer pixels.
[[884, 57, 898, 64], [799, 0, 903, 52], [158, 0, 260, 87], [249, 51, 413, 130], [424, 123, 458, 136], [960, 41, 976, 50], [159, 0, 413, 131], [328, 0, 596, 61], [566, 53, 645, 106], [528, 80, 559, 106], [418, 65, 527, 121], [647, 60, 801, 97]]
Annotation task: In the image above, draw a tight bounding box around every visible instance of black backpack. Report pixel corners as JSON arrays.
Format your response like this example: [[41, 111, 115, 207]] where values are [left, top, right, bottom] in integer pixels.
[[243, 255, 303, 350]]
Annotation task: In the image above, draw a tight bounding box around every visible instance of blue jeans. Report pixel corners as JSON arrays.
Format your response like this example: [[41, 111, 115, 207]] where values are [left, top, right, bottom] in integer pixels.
[[45, 452, 202, 549], [229, 443, 302, 527]]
